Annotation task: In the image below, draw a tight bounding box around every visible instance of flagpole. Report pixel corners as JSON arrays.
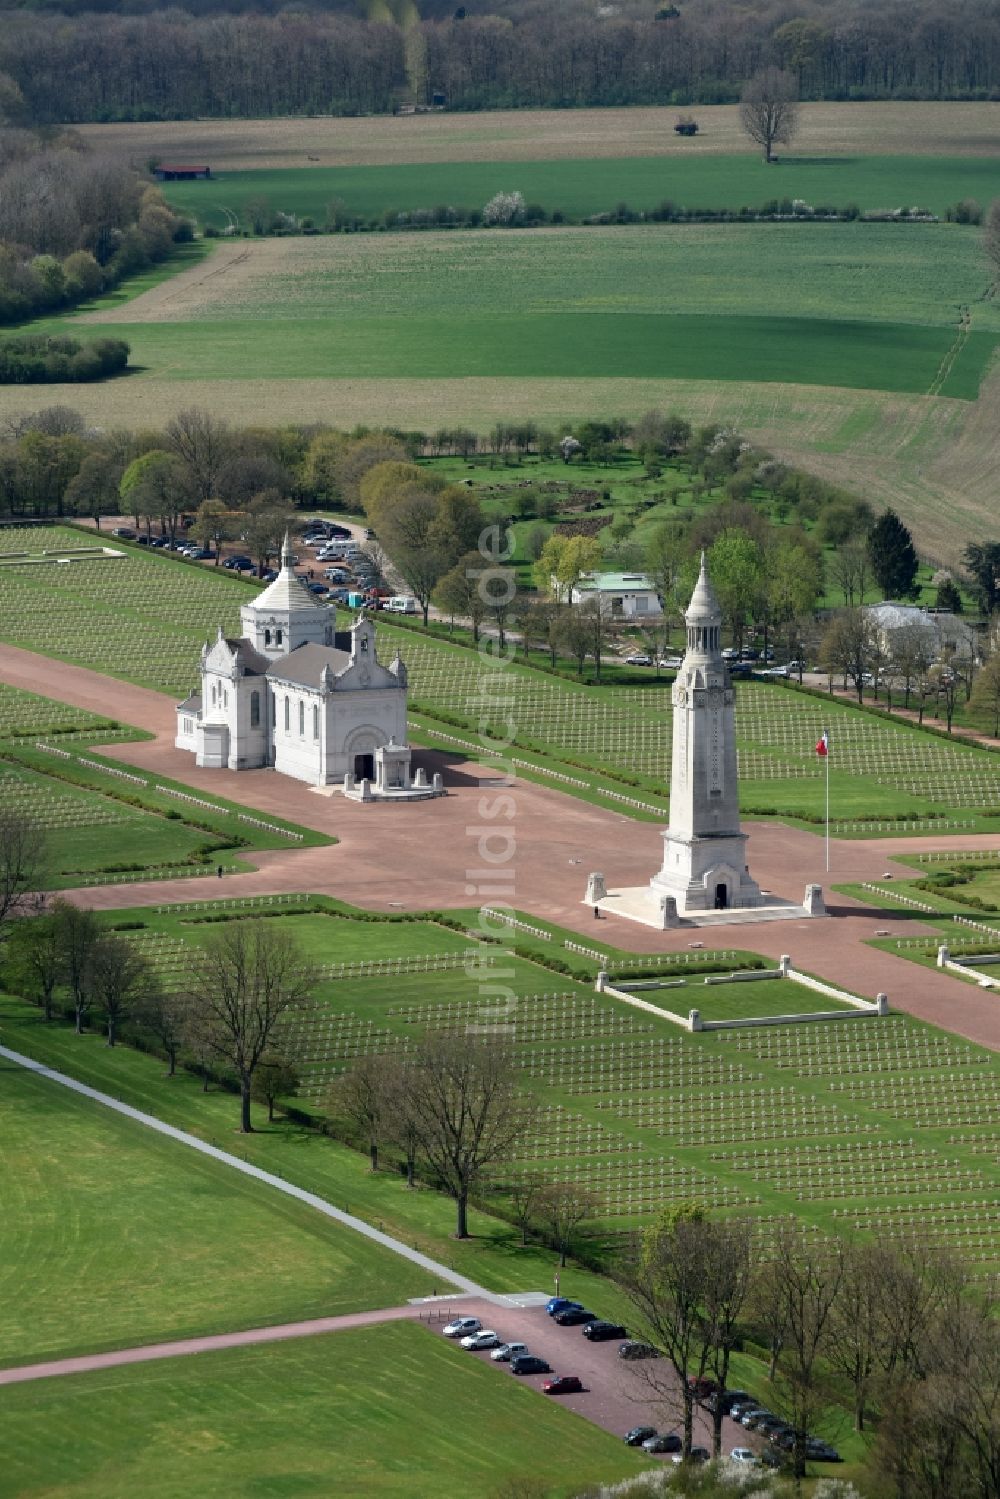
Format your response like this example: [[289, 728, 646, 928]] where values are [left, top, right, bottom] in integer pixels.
[[825, 731, 830, 874]]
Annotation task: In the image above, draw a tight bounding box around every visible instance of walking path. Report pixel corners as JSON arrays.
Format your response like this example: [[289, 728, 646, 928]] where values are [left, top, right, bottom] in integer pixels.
[[0, 1043, 495, 1303], [0, 1305, 426, 1387], [5, 644, 1000, 1047]]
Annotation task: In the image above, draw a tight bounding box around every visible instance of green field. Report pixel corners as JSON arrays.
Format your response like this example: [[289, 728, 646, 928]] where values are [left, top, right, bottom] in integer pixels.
[[160, 154, 1000, 225], [644, 976, 854, 1023], [1, 1322, 649, 1499], [57, 221, 998, 398], [0, 1059, 430, 1367]]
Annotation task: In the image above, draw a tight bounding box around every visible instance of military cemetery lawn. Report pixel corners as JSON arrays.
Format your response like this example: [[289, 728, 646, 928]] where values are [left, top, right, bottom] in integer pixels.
[[159, 154, 1000, 227], [61, 223, 998, 399], [3, 526, 1000, 832], [645, 978, 855, 1024], [2, 1322, 649, 1499], [13, 899, 1000, 1280], [0, 1057, 430, 1368]]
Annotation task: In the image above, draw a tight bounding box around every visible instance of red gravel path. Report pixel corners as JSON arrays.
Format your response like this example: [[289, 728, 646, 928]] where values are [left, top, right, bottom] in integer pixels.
[[5, 643, 1000, 1049]]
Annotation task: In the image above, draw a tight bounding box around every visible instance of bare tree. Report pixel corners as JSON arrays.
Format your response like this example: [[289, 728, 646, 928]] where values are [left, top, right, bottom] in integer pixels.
[[508, 1173, 544, 1247], [767, 1229, 844, 1481], [829, 537, 871, 608], [0, 808, 47, 943], [826, 1240, 885, 1433], [88, 931, 155, 1047], [185, 920, 315, 1133], [700, 1218, 756, 1458], [330, 1055, 388, 1171], [820, 608, 878, 703], [740, 67, 800, 163], [164, 407, 230, 506], [407, 1034, 529, 1239], [536, 1182, 599, 1267], [382, 1057, 421, 1188], [891, 622, 936, 712]]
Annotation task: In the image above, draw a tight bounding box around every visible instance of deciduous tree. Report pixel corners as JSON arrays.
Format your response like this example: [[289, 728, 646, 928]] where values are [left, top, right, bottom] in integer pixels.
[[739, 67, 799, 163], [535, 1182, 598, 1267], [185, 920, 315, 1133], [87, 930, 154, 1047]]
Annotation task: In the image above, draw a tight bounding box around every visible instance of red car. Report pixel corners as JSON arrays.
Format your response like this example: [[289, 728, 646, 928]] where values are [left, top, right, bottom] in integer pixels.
[[543, 1375, 584, 1395]]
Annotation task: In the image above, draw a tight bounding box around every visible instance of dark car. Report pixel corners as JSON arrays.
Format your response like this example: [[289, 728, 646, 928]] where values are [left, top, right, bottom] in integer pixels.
[[806, 1441, 841, 1463], [624, 1426, 657, 1447], [677, 1448, 710, 1465], [618, 1341, 659, 1360], [554, 1308, 597, 1326], [582, 1321, 627, 1342], [716, 1390, 751, 1416], [223, 555, 253, 571], [510, 1354, 551, 1376], [688, 1376, 719, 1401], [543, 1375, 583, 1395], [642, 1432, 682, 1454], [546, 1298, 583, 1317]]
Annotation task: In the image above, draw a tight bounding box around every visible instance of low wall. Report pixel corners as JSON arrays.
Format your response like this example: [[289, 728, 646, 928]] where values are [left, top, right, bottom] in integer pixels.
[[596, 966, 885, 1032]]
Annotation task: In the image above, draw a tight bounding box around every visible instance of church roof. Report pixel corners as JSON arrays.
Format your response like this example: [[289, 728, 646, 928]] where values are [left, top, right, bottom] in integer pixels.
[[248, 534, 326, 615], [266, 642, 351, 689], [223, 638, 271, 675], [685, 553, 722, 623], [177, 691, 203, 713]]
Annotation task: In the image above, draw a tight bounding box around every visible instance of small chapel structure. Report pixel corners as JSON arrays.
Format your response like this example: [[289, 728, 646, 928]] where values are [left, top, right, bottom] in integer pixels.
[[650, 555, 761, 914], [175, 537, 442, 800]]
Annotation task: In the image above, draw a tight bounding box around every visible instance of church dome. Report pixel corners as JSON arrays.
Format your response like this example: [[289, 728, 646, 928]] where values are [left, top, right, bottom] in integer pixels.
[[685, 553, 722, 624]]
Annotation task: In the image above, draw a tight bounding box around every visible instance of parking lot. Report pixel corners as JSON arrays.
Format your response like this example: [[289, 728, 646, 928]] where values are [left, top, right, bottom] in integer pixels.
[[427, 1298, 751, 1457]]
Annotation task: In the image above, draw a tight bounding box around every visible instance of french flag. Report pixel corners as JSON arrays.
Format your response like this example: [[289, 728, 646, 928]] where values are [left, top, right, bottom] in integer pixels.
[[815, 732, 829, 758]]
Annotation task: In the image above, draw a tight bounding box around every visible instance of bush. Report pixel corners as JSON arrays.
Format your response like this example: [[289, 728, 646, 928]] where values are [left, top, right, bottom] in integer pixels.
[[0, 333, 130, 384]]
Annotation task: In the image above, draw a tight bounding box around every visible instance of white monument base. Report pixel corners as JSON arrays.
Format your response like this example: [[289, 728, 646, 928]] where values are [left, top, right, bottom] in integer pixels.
[[589, 884, 819, 930]]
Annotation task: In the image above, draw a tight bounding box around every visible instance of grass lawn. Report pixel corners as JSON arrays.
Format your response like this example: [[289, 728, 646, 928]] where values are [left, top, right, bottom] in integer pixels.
[[159, 153, 1000, 224], [0, 1057, 431, 1368], [639, 976, 855, 1023], [1, 1321, 650, 1499]]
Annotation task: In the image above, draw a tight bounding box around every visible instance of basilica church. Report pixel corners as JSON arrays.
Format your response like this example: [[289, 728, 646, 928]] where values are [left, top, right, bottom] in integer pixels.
[[175, 538, 440, 799]]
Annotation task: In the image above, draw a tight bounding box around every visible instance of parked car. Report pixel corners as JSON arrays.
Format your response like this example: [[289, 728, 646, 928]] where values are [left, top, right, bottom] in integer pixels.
[[546, 1298, 582, 1317], [730, 1448, 758, 1465], [624, 653, 652, 667], [624, 1426, 658, 1447], [671, 1448, 710, 1465], [510, 1354, 550, 1376], [688, 1376, 719, 1401], [223, 555, 254, 571], [110, 526, 135, 539], [582, 1321, 627, 1342], [618, 1341, 659, 1360], [543, 1375, 583, 1395], [642, 1433, 681, 1454], [490, 1342, 527, 1363], [460, 1329, 500, 1350], [806, 1440, 841, 1462], [728, 1401, 757, 1422], [743, 1410, 775, 1431], [134, 534, 151, 544], [722, 648, 739, 660], [657, 656, 683, 669], [442, 1316, 481, 1340], [708, 1389, 750, 1416], [554, 1308, 597, 1326]]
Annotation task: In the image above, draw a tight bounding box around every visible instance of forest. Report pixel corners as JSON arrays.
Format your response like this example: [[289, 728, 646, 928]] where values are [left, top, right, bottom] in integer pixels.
[[2, 0, 1000, 121]]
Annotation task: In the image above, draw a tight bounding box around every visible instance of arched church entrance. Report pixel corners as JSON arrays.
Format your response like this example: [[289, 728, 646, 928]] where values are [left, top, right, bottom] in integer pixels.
[[714, 882, 728, 910], [354, 752, 375, 781]]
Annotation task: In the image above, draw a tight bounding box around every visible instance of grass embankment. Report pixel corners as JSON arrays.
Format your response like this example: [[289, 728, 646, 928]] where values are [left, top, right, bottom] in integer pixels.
[[0, 1057, 430, 1368]]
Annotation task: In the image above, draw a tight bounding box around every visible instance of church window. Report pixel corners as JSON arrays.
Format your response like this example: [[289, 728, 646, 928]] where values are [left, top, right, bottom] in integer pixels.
[[264, 629, 271, 646], [284, 697, 290, 732], [271, 696, 276, 727], [312, 704, 319, 740], [210, 683, 216, 705], [276, 629, 283, 646], [250, 691, 260, 728], [224, 690, 229, 709], [299, 700, 305, 736]]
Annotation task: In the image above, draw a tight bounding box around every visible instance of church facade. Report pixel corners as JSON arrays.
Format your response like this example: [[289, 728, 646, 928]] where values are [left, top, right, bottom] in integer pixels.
[[650, 556, 761, 914], [175, 539, 440, 799]]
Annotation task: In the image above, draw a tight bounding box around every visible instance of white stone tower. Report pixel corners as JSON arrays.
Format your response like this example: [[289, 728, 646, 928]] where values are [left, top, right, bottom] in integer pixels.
[[650, 555, 761, 913], [239, 533, 333, 661]]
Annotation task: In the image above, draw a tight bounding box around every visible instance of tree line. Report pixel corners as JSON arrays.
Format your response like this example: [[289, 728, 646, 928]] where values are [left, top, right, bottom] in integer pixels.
[[4, 0, 1000, 123], [0, 127, 191, 325], [0, 334, 130, 383]]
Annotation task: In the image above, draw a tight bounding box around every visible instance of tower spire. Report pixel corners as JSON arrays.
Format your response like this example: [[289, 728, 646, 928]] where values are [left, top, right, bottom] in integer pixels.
[[280, 531, 293, 570]]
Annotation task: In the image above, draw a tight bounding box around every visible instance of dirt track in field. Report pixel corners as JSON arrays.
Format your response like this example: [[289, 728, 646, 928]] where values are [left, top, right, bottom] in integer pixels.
[[77, 102, 1000, 171], [4, 640, 1000, 1051]]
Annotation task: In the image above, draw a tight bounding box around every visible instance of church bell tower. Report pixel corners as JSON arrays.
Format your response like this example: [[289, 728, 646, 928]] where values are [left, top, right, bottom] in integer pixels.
[[650, 555, 761, 914]]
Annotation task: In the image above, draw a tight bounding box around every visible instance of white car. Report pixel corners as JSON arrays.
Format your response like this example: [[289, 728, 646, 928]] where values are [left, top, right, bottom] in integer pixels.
[[443, 1316, 481, 1340], [490, 1341, 528, 1362], [730, 1448, 758, 1465], [624, 653, 652, 667], [657, 656, 683, 669], [460, 1329, 499, 1350]]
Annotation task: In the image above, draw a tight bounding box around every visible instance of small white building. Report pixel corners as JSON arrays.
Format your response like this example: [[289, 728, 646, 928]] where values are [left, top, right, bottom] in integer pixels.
[[866, 601, 977, 661], [175, 537, 442, 800], [568, 572, 663, 619]]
